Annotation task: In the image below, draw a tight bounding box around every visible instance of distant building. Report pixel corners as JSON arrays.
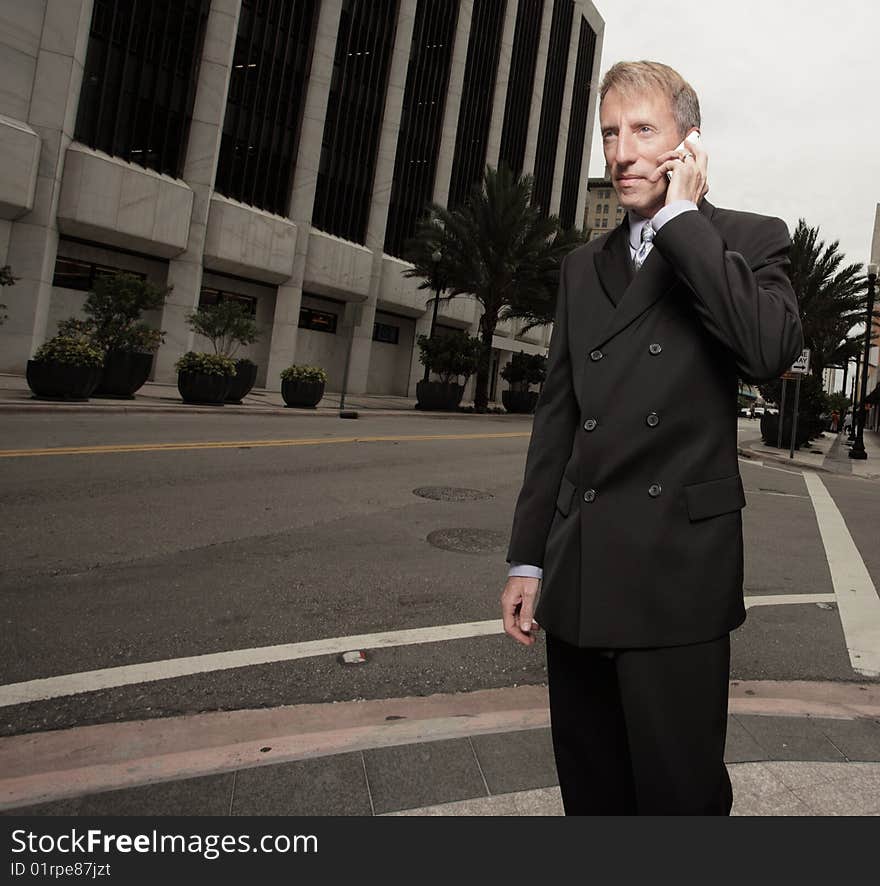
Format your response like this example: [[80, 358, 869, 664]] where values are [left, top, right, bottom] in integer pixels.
[[583, 164, 624, 240], [0, 0, 605, 402]]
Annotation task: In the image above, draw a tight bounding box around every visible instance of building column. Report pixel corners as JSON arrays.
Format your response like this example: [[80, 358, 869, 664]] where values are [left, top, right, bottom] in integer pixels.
[[484, 0, 519, 169], [405, 308, 434, 398], [1, 0, 94, 373], [343, 0, 418, 396], [548, 4, 581, 216], [431, 0, 474, 206], [264, 0, 344, 391], [522, 0, 554, 177], [154, 0, 241, 382], [573, 4, 604, 230]]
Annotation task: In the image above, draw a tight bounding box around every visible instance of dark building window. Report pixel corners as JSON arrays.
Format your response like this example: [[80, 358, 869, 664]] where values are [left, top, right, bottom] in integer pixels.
[[447, 0, 506, 209], [214, 0, 318, 217], [53, 257, 146, 291], [373, 322, 400, 344], [498, 0, 544, 176], [311, 0, 400, 243], [299, 307, 338, 333], [198, 287, 258, 316], [559, 16, 596, 229], [384, 0, 459, 259], [75, 0, 211, 178], [532, 0, 573, 216]]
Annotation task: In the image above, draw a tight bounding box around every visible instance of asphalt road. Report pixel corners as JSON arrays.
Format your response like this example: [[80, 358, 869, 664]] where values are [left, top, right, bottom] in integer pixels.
[[1, 412, 877, 736]]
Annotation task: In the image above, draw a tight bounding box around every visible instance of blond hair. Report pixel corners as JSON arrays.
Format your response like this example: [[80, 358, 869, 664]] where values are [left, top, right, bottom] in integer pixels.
[[600, 61, 700, 138]]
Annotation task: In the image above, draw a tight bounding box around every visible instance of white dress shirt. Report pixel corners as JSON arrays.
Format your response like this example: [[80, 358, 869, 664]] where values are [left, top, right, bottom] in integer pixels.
[[507, 200, 698, 581]]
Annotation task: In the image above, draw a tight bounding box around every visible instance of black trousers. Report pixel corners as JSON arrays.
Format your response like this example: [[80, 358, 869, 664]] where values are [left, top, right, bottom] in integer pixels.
[[545, 631, 733, 815]]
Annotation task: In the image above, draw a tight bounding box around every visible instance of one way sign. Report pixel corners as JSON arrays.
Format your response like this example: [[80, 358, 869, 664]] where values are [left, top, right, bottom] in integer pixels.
[[789, 349, 810, 375]]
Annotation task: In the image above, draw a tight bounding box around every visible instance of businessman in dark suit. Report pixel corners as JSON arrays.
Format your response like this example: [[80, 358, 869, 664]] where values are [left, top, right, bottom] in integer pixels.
[[501, 61, 803, 815]]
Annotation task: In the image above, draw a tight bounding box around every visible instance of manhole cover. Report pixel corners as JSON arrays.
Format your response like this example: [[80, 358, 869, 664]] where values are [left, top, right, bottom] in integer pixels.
[[414, 486, 493, 502], [427, 528, 507, 553]]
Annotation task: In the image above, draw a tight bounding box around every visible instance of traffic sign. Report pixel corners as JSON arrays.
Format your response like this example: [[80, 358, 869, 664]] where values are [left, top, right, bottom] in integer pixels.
[[790, 349, 810, 375]]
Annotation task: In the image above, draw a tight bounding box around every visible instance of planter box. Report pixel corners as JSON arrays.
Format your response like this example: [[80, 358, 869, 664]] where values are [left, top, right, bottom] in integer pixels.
[[177, 370, 230, 405], [415, 380, 464, 411], [282, 378, 324, 408], [94, 350, 154, 399], [760, 413, 810, 449], [502, 388, 539, 414], [26, 360, 102, 400], [226, 361, 258, 403]]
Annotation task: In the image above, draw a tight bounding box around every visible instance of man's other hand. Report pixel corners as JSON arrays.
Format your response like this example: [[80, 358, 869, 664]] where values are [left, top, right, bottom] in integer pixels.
[[501, 576, 542, 646]]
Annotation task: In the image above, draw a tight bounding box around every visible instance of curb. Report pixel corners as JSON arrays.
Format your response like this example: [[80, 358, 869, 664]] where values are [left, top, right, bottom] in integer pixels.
[[736, 445, 834, 474]]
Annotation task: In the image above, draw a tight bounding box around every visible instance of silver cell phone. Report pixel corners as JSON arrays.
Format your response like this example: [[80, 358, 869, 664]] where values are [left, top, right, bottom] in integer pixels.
[[666, 131, 700, 181]]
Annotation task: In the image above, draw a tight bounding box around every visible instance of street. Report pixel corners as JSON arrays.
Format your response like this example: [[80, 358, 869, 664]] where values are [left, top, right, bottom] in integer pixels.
[[2, 411, 879, 740]]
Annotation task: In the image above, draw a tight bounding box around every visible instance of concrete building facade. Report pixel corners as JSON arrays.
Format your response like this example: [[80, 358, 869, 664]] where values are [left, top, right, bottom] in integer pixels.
[[0, 0, 604, 400], [583, 163, 623, 240]]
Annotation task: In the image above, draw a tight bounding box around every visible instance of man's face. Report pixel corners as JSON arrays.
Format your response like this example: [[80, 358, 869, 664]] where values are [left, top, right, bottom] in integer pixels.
[[600, 86, 689, 219]]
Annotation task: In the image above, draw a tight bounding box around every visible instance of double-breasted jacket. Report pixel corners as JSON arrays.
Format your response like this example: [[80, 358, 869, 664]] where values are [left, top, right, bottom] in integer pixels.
[[506, 199, 803, 648]]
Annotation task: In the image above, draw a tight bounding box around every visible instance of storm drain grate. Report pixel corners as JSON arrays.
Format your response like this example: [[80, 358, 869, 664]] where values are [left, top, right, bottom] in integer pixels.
[[413, 486, 494, 502], [427, 528, 508, 553]]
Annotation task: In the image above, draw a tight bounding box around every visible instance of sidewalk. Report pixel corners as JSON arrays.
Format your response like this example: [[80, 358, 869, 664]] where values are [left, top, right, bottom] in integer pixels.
[[738, 424, 880, 480], [0, 373, 513, 418], [2, 683, 879, 817]]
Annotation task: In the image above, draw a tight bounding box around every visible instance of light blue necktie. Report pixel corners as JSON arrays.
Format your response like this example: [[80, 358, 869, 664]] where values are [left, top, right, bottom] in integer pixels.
[[633, 222, 654, 272]]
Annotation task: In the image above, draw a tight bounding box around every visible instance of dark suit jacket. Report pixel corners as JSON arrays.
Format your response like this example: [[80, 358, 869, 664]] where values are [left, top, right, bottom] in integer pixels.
[[506, 199, 803, 648]]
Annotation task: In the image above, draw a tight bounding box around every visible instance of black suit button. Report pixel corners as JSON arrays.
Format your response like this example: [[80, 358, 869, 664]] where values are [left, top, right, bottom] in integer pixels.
[[648, 484, 662, 498], [583, 489, 597, 503], [584, 418, 598, 431], [646, 412, 660, 427], [589, 349, 604, 361], [649, 343, 663, 355]]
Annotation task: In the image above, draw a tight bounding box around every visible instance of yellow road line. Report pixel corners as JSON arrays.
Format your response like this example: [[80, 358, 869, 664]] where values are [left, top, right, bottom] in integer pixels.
[[0, 432, 531, 459]]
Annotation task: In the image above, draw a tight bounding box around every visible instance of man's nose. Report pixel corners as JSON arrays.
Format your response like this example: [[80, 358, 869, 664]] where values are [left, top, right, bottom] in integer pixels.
[[614, 131, 637, 165]]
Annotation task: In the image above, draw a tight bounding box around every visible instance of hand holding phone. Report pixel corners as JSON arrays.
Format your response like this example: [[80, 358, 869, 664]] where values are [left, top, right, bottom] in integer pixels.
[[666, 131, 701, 181]]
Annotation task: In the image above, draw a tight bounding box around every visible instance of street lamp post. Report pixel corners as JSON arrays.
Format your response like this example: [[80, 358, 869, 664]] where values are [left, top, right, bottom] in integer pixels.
[[422, 249, 442, 383], [849, 262, 877, 460], [848, 350, 861, 443]]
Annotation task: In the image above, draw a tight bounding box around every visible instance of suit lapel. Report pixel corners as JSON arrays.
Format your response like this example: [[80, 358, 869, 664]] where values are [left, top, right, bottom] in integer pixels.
[[587, 199, 716, 353], [593, 218, 632, 308]]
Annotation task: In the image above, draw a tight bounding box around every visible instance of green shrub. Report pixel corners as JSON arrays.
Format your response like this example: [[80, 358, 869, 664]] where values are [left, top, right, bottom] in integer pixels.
[[174, 351, 237, 377], [186, 300, 260, 358], [417, 332, 481, 384], [33, 332, 104, 368], [75, 271, 168, 353], [500, 351, 546, 389], [280, 364, 328, 383]]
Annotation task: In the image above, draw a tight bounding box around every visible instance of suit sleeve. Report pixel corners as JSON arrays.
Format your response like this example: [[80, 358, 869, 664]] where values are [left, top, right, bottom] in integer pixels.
[[506, 254, 580, 568], [652, 211, 803, 381]]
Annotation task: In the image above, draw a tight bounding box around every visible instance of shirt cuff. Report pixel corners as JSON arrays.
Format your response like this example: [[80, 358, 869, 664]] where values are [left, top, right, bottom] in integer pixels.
[[508, 562, 543, 580], [652, 200, 698, 232]]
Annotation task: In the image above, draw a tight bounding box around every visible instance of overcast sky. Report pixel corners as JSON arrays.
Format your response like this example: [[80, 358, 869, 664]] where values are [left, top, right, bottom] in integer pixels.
[[588, 0, 880, 271]]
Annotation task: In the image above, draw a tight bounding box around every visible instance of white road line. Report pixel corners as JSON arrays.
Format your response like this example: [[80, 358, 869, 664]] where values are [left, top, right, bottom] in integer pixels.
[[0, 621, 504, 708], [745, 593, 835, 608], [803, 472, 880, 677], [0, 591, 845, 707]]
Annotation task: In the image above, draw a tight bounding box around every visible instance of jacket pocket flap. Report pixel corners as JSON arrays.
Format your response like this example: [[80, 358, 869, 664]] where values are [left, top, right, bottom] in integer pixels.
[[555, 475, 576, 517], [685, 474, 745, 521]]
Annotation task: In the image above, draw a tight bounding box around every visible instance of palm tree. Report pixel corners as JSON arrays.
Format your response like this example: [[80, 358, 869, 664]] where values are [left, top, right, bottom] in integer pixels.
[[405, 164, 585, 412], [788, 219, 872, 382]]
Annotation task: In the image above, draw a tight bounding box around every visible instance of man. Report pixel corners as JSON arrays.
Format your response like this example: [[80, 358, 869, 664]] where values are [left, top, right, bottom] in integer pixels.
[[501, 61, 803, 815]]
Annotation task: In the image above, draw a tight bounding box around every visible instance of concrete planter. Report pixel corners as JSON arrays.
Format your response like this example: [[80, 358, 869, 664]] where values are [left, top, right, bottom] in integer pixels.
[[26, 360, 102, 401], [225, 360, 258, 404], [177, 371, 230, 405], [415, 380, 464, 411], [94, 350, 155, 399], [282, 378, 325, 408]]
